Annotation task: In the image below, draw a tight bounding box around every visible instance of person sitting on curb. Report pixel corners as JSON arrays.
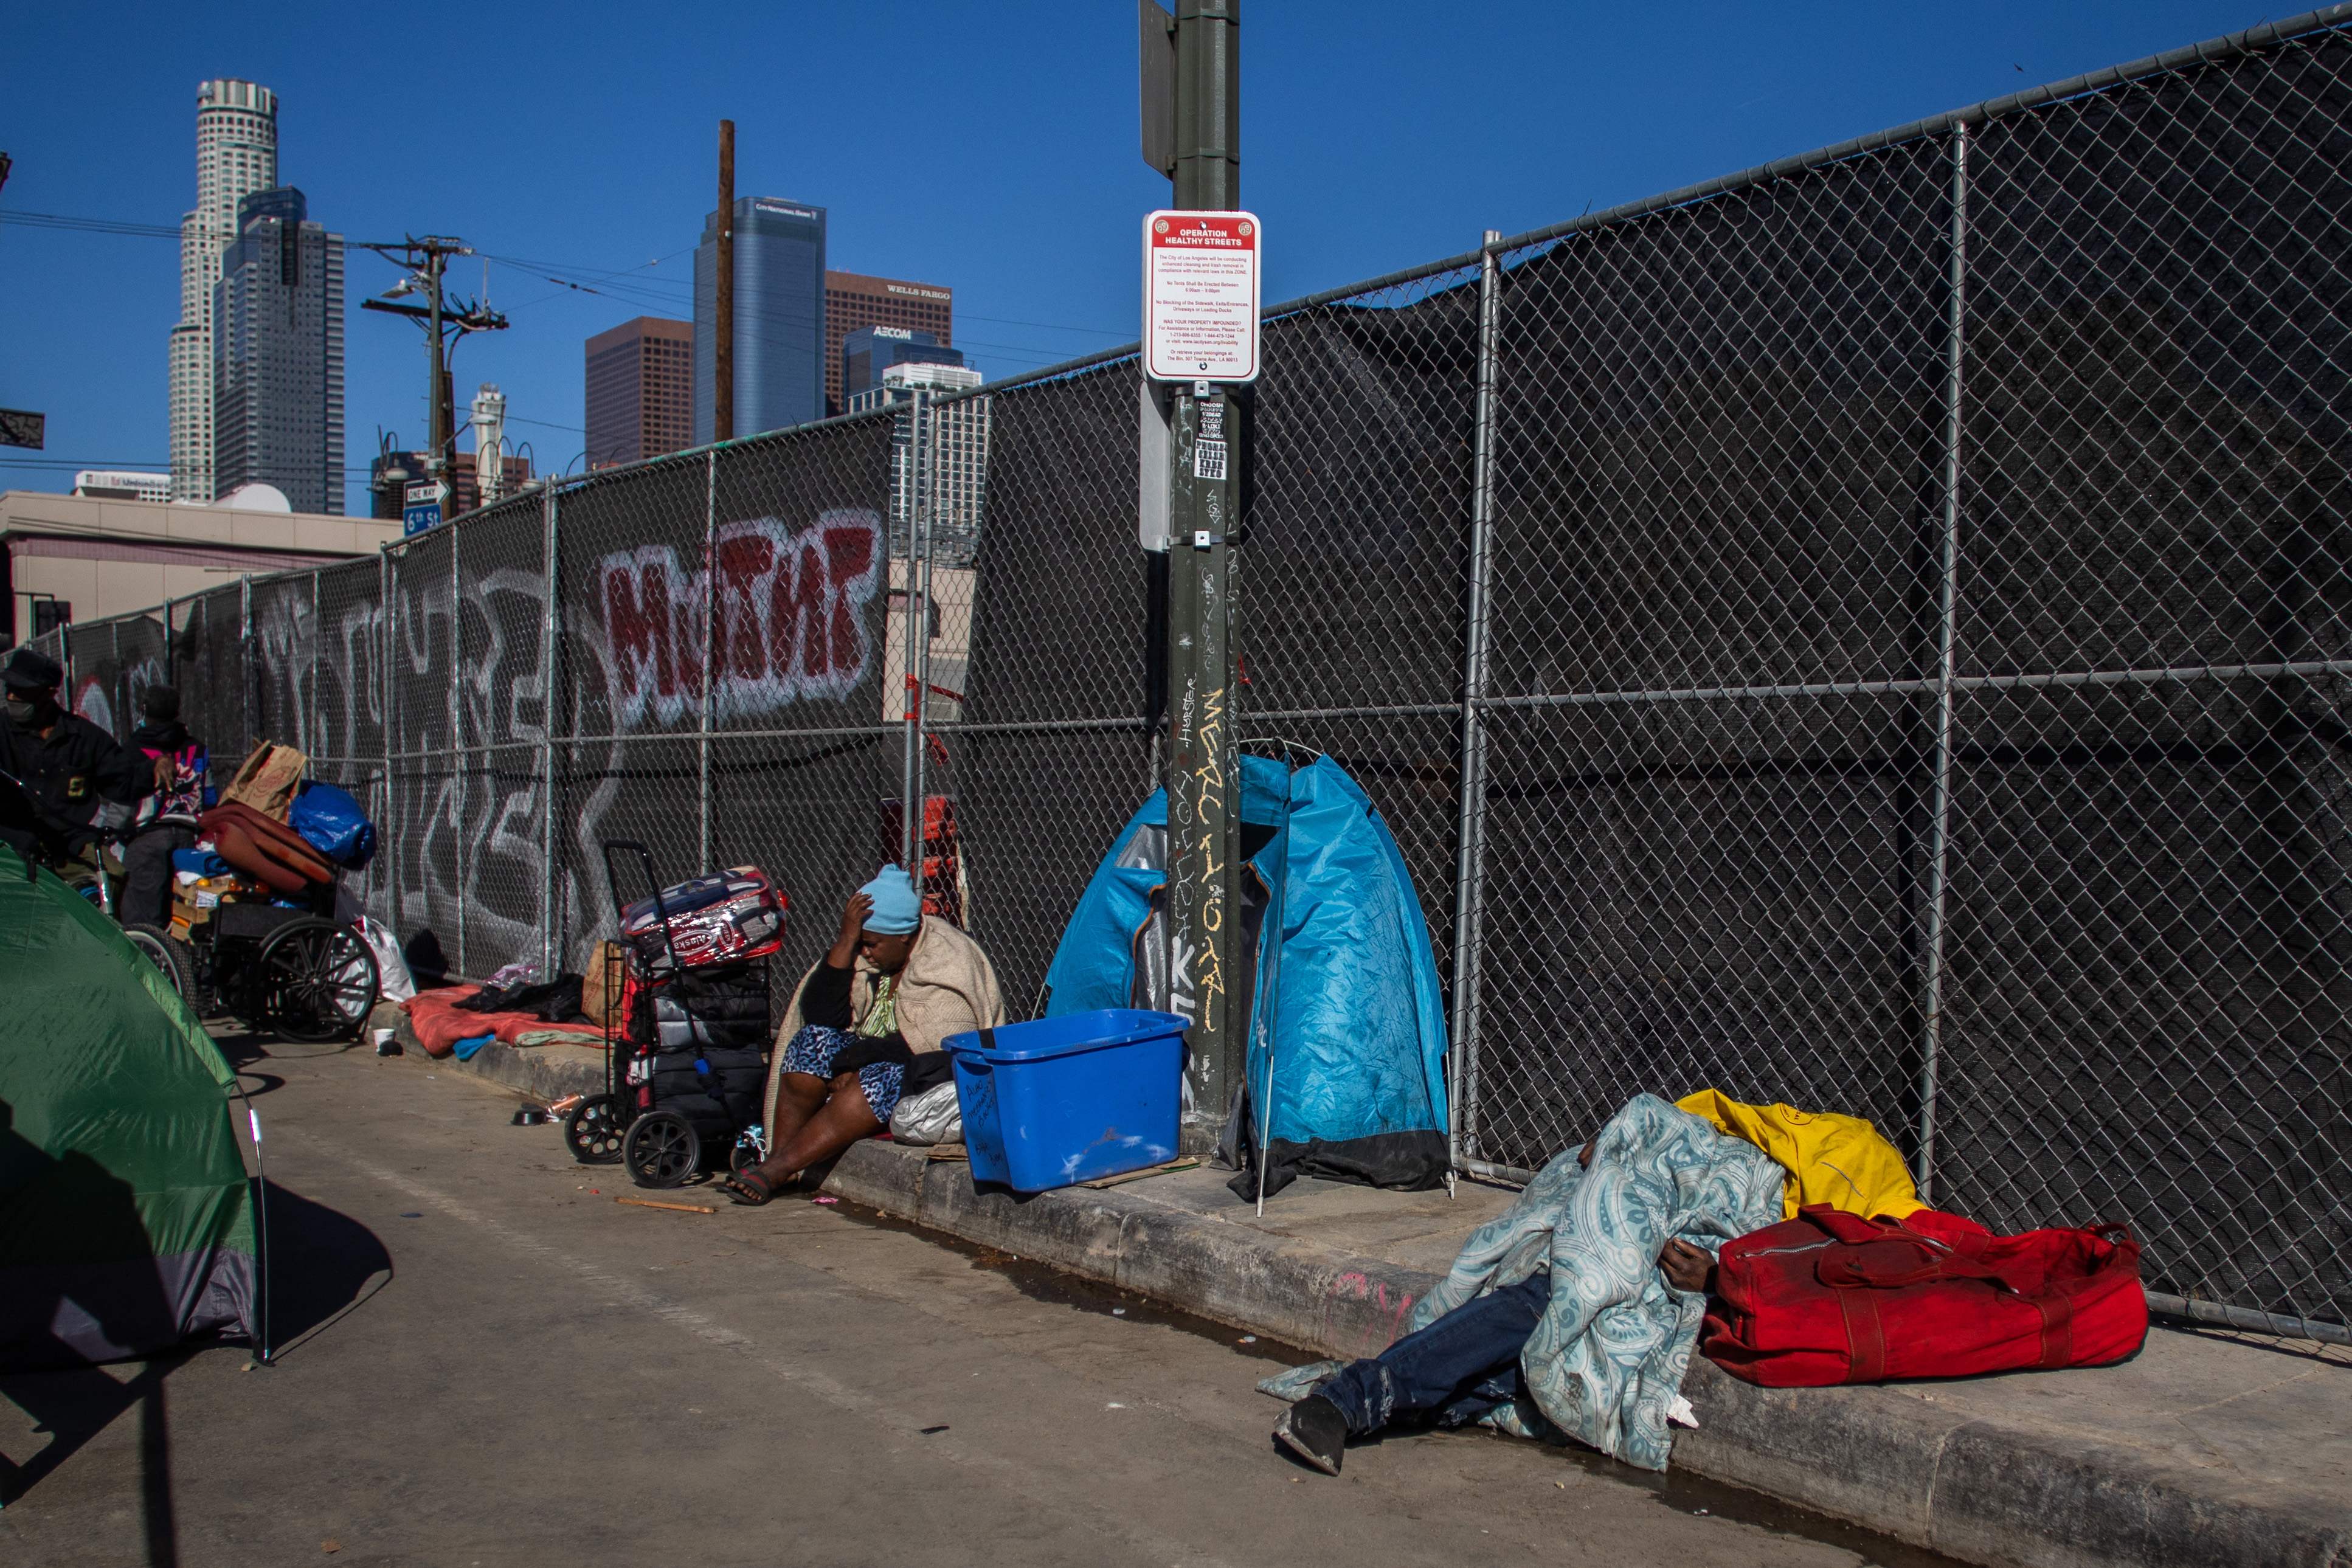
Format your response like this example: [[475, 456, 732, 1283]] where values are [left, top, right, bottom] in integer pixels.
[[1263, 1094, 1784, 1476], [719, 866, 1004, 1206]]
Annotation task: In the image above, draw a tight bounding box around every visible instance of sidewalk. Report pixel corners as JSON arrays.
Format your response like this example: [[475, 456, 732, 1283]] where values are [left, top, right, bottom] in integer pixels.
[[430, 1029, 2352, 1568]]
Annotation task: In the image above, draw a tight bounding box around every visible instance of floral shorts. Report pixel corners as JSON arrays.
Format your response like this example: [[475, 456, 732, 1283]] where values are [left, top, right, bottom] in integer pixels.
[[779, 1025, 907, 1124]]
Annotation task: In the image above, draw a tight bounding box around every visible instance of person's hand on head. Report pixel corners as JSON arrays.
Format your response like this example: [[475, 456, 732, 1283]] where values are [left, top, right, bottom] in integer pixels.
[[1658, 1238, 1714, 1294], [839, 891, 873, 941]]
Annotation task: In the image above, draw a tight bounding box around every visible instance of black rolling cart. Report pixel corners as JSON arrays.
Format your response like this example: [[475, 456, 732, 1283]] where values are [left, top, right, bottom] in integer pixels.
[[561, 840, 775, 1187]]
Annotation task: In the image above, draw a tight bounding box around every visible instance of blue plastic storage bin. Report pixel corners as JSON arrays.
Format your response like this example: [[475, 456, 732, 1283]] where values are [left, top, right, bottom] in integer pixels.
[[946, 1009, 1188, 1192]]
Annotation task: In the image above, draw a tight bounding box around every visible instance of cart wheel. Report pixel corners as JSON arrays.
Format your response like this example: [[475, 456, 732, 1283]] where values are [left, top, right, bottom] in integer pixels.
[[124, 922, 207, 1014], [623, 1111, 701, 1189], [729, 1138, 763, 1176], [564, 1094, 629, 1164], [255, 917, 381, 1043]]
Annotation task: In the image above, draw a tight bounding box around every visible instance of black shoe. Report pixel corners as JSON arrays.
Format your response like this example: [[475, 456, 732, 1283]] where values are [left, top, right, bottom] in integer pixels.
[[1273, 1394, 1348, 1476]]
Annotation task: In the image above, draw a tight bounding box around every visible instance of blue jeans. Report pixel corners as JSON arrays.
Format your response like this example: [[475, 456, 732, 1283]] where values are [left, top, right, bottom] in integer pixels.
[[1316, 1271, 1549, 1435]]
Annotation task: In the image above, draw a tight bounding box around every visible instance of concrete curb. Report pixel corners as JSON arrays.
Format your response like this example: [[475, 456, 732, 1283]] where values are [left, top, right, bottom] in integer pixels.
[[424, 1037, 2350, 1568], [805, 1140, 2352, 1568]]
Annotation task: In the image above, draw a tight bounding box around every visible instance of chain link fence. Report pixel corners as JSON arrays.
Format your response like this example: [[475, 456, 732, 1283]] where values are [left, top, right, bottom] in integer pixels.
[[20, 9, 2352, 1340]]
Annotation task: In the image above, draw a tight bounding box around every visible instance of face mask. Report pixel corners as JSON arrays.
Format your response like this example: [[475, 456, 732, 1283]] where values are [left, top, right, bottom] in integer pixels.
[[4, 696, 36, 725]]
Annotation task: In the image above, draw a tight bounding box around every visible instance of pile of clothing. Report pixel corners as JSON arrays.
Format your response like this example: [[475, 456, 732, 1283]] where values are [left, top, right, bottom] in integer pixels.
[[402, 962, 604, 1060]]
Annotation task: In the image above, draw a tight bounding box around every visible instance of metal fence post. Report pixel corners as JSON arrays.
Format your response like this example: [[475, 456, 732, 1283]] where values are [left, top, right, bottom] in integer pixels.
[[450, 525, 467, 976], [1447, 230, 1506, 1181], [899, 391, 929, 876], [700, 452, 718, 876], [382, 547, 399, 938], [541, 482, 562, 975], [1915, 122, 1971, 1204], [239, 575, 254, 754], [911, 389, 941, 901]]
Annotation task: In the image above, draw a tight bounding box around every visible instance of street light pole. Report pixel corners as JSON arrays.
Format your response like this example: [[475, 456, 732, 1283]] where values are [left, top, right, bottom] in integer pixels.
[[1159, 0, 1243, 1155], [426, 246, 449, 509], [359, 236, 507, 523]]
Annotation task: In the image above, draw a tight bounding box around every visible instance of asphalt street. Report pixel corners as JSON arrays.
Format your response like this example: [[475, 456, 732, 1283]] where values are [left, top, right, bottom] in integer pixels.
[[1, 1037, 1956, 1567]]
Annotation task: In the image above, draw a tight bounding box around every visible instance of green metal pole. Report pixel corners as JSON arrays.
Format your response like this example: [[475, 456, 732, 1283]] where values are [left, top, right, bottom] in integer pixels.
[[1166, 0, 1243, 1152]]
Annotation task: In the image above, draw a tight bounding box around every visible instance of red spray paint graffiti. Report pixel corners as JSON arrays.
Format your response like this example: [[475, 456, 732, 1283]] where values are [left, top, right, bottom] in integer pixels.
[[597, 509, 882, 728]]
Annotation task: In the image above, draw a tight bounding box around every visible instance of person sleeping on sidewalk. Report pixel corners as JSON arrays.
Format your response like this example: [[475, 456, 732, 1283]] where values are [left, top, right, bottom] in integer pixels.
[[1263, 1090, 1939, 1476], [1262, 1094, 1788, 1476], [719, 866, 1004, 1206]]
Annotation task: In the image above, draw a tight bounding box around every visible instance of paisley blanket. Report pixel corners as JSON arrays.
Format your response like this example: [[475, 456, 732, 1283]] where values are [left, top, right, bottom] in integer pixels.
[[1262, 1093, 1782, 1469]]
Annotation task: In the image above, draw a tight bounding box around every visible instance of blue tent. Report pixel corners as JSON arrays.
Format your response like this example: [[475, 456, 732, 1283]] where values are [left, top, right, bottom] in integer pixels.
[[1041, 754, 1450, 1198]]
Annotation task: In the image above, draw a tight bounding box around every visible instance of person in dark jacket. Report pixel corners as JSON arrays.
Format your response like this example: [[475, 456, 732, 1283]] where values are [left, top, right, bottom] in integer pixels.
[[122, 685, 208, 925], [0, 647, 156, 876]]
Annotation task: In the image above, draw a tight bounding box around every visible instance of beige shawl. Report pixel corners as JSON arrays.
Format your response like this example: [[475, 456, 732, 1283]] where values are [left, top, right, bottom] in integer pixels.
[[761, 914, 1006, 1115]]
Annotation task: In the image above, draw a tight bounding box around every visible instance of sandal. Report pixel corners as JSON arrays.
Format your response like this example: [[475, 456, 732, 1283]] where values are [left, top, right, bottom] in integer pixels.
[[719, 1167, 778, 1206]]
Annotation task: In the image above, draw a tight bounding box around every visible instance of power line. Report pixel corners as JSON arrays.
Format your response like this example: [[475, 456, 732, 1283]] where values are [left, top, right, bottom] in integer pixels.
[[0, 208, 183, 239]]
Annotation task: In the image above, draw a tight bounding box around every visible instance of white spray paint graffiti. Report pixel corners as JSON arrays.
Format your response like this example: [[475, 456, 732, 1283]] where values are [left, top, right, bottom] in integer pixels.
[[365, 507, 885, 976]]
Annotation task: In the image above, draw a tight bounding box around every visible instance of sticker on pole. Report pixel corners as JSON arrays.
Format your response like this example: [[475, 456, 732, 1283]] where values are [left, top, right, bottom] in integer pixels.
[[1144, 210, 1262, 384]]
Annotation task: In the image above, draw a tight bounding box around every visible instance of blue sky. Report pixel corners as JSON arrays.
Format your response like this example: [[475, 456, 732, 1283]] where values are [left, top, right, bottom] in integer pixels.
[[0, 0, 2271, 513]]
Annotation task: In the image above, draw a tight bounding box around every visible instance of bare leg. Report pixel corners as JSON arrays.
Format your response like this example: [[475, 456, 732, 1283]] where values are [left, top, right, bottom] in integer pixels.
[[757, 1072, 829, 1186], [761, 1072, 885, 1183]]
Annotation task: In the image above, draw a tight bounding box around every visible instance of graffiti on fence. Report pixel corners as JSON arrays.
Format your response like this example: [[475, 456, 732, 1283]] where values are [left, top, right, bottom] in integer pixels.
[[595, 509, 883, 729], [252, 585, 389, 761]]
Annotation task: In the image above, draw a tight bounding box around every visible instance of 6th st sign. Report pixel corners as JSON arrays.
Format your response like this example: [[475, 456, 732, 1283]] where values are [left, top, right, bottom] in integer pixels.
[[403, 479, 447, 536]]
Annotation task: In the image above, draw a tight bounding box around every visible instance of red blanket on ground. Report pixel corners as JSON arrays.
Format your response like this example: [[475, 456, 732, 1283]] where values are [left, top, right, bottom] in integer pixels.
[[401, 986, 602, 1059], [1701, 1204, 2147, 1386]]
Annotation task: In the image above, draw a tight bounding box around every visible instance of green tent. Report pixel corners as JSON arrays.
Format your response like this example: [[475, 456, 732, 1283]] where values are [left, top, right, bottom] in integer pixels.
[[0, 841, 259, 1368]]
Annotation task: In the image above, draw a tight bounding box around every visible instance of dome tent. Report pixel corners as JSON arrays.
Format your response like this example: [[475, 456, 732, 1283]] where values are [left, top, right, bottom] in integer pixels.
[[0, 841, 260, 1369], [1040, 753, 1450, 1199]]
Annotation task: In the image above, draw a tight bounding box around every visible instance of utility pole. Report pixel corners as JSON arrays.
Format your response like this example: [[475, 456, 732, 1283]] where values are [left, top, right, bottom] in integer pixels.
[[1145, 0, 1244, 1153], [715, 120, 736, 443], [359, 236, 508, 525]]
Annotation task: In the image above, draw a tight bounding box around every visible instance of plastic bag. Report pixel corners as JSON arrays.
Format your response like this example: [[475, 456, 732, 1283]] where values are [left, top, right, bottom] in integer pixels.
[[354, 915, 416, 1003], [888, 1079, 963, 1146], [289, 779, 378, 868]]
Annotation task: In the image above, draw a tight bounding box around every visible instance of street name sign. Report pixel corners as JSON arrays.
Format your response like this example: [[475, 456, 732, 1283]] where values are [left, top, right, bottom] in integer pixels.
[[403, 479, 446, 536], [1143, 210, 1262, 384]]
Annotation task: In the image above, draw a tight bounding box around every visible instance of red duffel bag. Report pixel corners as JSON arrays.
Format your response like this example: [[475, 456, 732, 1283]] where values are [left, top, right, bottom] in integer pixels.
[[1701, 1204, 2147, 1387]]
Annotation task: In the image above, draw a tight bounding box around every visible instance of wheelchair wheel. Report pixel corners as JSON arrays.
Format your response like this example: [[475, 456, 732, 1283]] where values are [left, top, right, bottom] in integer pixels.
[[623, 1110, 701, 1189], [123, 922, 204, 1012], [564, 1094, 629, 1164], [255, 917, 381, 1043]]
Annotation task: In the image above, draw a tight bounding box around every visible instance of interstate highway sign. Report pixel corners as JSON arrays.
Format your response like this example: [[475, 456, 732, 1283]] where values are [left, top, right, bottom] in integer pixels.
[[1143, 210, 1262, 384]]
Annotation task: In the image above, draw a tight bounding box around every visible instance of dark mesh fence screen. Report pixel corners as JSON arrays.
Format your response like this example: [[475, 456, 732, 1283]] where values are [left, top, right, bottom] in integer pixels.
[[35, 15, 2352, 1338]]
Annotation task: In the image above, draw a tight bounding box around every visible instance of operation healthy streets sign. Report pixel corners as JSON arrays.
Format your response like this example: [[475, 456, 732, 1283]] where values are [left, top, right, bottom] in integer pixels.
[[1143, 210, 1262, 384]]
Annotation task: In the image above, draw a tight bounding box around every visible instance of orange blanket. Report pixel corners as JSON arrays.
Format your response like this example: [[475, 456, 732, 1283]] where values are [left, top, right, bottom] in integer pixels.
[[402, 986, 602, 1059]]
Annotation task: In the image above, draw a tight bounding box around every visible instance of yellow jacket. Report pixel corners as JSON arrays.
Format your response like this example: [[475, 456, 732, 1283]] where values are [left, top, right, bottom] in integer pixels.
[[1674, 1089, 1924, 1220]]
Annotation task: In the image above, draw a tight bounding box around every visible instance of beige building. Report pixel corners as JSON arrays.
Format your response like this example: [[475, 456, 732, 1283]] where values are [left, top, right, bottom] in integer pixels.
[[2, 486, 399, 647]]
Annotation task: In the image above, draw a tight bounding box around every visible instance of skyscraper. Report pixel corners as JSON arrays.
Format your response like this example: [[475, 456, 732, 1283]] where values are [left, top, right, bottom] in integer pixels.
[[693, 197, 825, 443], [212, 187, 345, 514], [846, 361, 989, 567], [823, 269, 953, 415], [841, 326, 967, 406], [585, 316, 693, 468], [169, 79, 278, 503]]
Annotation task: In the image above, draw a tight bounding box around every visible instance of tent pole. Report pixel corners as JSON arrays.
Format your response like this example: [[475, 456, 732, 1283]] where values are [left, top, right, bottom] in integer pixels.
[[233, 1084, 272, 1365]]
